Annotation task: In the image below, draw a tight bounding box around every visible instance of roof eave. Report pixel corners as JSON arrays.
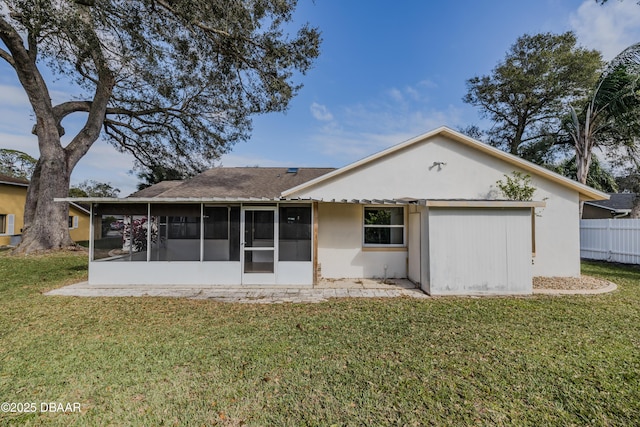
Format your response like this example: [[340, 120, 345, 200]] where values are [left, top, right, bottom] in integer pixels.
[[55, 197, 319, 203], [281, 126, 609, 202], [0, 180, 29, 187]]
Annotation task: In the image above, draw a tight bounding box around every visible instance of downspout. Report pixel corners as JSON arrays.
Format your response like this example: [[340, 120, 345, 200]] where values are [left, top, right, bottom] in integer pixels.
[[613, 211, 630, 219]]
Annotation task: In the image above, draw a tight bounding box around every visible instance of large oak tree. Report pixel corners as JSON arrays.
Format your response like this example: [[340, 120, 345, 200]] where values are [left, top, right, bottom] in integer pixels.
[[463, 32, 602, 160], [0, 0, 320, 253]]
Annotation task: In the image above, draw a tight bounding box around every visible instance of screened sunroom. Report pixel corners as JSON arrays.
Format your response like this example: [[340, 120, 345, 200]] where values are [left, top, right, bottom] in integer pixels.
[[82, 200, 315, 286]]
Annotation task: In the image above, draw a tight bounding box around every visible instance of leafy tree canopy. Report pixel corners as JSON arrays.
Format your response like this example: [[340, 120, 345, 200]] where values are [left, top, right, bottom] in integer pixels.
[[464, 32, 602, 161], [0, 148, 36, 179], [135, 163, 198, 190], [615, 168, 640, 218], [0, 0, 320, 253], [553, 155, 618, 192], [1, 0, 320, 173], [561, 43, 640, 186], [69, 179, 120, 197]]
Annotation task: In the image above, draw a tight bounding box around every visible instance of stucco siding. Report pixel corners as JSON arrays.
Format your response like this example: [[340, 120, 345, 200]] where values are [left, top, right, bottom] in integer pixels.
[[0, 184, 26, 245], [1, 183, 90, 246], [317, 203, 407, 279], [69, 205, 91, 242], [529, 179, 581, 277], [290, 135, 581, 277]]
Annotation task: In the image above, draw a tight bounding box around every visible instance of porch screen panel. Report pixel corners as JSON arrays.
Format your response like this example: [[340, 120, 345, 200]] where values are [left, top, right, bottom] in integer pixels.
[[91, 203, 149, 262], [151, 204, 200, 261], [203, 206, 240, 261], [279, 205, 311, 261]]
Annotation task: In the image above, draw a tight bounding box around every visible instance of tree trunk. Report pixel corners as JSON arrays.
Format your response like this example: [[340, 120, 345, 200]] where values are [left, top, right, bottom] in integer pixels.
[[574, 127, 592, 219], [2, 8, 114, 255], [13, 137, 75, 254]]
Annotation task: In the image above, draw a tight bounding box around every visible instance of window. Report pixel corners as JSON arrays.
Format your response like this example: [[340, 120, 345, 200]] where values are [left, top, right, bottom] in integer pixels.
[[363, 207, 405, 246], [68, 216, 78, 229], [0, 214, 6, 234], [168, 216, 200, 239]]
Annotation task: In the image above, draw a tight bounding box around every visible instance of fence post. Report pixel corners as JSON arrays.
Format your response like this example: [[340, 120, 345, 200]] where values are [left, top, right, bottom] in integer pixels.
[[607, 219, 612, 261]]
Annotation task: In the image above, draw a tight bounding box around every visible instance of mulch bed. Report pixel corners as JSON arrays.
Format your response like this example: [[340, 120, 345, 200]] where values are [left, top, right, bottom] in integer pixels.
[[533, 275, 611, 290]]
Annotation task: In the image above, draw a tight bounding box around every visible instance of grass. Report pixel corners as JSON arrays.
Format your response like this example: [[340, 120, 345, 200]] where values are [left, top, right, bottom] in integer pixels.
[[0, 254, 639, 426]]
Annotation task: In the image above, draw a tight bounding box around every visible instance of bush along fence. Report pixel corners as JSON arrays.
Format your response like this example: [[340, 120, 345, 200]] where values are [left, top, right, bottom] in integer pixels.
[[580, 219, 640, 265]]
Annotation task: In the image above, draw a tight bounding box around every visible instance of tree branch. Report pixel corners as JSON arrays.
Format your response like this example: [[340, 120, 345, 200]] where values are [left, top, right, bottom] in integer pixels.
[[0, 47, 15, 68], [63, 4, 116, 169], [154, 0, 232, 38], [52, 101, 92, 120], [0, 15, 57, 143]]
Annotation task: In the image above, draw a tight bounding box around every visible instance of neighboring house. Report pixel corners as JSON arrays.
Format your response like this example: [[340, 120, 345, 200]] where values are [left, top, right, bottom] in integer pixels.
[[0, 173, 90, 246], [66, 127, 608, 295], [582, 193, 637, 219]]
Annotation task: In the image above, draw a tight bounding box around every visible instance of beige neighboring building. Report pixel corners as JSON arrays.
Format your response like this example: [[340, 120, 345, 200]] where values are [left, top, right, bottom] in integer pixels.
[[68, 127, 608, 295], [0, 173, 90, 246], [582, 193, 636, 219]]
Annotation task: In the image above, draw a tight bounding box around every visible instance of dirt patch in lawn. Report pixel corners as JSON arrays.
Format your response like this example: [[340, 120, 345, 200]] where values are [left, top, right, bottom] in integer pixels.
[[533, 275, 611, 290]]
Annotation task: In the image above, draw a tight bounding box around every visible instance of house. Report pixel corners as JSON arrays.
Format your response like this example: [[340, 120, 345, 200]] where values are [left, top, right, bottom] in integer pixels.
[[582, 193, 637, 219], [64, 127, 608, 295], [0, 173, 91, 246]]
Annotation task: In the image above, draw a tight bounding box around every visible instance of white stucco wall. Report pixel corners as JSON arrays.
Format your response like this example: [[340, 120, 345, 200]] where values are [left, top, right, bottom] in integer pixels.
[[89, 261, 241, 285], [290, 135, 581, 277], [317, 203, 407, 279]]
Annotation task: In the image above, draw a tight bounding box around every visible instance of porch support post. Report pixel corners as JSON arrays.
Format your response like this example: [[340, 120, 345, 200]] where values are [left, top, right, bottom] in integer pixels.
[[313, 201, 319, 286], [200, 203, 204, 262], [89, 203, 94, 262], [147, 203, 151, 262]]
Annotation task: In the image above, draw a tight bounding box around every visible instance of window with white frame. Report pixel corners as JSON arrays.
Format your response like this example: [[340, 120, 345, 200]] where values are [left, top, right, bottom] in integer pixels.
[[0, 214, 6, 234], [363, 206, 405, 246], [68, 216, 78, 229]]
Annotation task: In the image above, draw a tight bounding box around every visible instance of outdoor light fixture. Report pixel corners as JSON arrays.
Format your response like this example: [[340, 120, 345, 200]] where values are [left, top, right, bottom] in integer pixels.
[[430, 161, 447, 171]]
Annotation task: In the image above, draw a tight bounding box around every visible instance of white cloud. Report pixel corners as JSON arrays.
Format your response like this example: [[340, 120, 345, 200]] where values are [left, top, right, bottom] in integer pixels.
[[388, 88, 404, 103], [308, 83, 464, 163], [0, 84, 31, 107], [0, 132, 38, 157], [71, 140, 138, 196], [309, 102, 334, 121], [570, 0, 640, 60]]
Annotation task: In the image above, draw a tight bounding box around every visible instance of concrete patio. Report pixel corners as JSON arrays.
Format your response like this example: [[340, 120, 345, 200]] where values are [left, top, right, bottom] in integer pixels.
[[45, 278, 430, 304]]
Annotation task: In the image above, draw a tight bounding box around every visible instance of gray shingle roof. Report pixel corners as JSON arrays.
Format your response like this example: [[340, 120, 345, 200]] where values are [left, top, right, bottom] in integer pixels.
[[128, 181, 184, 198], [585, 193, 636, 211], [131, 167, 335, 199], [0, 173, 29, 186]]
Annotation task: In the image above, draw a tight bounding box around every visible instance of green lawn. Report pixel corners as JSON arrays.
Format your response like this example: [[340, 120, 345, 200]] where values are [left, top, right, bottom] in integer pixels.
[[0, 252, 639, 426]]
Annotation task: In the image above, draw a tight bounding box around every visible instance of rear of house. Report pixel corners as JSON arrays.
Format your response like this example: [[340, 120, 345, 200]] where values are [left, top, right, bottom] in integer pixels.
[[69, 127, 608, 295]]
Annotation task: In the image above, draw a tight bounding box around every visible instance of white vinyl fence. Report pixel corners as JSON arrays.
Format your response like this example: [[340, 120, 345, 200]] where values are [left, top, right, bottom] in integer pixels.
[[580, 219, 640, 264]]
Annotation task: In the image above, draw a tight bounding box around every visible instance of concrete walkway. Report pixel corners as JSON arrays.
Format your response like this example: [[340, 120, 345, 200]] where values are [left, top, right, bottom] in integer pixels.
[[45, 279, 618, 304], [45, 278, 430, 304]]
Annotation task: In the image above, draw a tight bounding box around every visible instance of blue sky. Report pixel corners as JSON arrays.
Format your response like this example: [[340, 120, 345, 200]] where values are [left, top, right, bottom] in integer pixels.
[[2, 0, 640, 195]]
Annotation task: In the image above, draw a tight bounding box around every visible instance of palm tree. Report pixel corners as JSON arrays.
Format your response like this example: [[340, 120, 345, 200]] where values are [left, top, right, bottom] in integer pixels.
[[566, 43, 640, 186]]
